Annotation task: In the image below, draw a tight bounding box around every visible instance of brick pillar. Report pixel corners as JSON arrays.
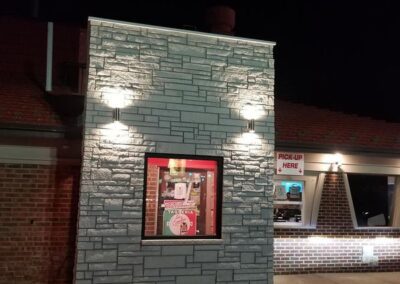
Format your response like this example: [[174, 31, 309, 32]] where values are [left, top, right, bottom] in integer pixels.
[[145, 164, 158, 236], [317, 172, 354, 232]]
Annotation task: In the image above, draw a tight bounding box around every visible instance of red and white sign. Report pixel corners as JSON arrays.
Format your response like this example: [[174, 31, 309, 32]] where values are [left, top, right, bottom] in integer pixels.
[[276, 152, 304, 175]]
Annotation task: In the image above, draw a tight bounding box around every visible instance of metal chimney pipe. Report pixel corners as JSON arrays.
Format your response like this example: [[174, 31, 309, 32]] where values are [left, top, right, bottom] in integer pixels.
[[205, 5, 236, 35], [31, 0, 40, 18], [45, 22, 53, 92]]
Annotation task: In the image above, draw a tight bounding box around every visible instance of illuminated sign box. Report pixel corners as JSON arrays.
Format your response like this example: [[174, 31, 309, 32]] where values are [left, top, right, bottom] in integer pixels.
[[142, 153, 223, 239]]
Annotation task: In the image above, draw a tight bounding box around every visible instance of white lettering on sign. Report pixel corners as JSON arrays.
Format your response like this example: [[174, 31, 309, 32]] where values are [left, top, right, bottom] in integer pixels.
[[276, 152, 304, 175]]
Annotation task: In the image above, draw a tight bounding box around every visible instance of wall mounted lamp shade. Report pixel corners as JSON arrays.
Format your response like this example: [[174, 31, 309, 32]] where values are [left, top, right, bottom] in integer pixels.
[[242, 103, 263, 133], [247, 119, 255, 133], [113, 108, 120, 122], [333, 153, 343, 166]]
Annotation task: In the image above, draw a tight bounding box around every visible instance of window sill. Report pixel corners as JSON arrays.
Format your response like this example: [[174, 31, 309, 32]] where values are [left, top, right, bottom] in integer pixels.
[[274, 223, 316, 229], [354, 226, 400, 230], [141, 239, 224, 246]]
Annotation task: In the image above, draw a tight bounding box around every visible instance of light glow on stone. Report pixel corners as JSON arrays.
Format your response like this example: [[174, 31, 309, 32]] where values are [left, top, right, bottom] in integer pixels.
[[102, 87, 133, 108], [239, 132, 261, 145], [241, 103, 264, 120], [100, 122, 131, 144]]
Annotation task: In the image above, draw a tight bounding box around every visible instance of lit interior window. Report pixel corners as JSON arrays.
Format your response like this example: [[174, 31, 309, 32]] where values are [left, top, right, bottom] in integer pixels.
[[273, 180, 304, 225], [142, 153, 223, 239]]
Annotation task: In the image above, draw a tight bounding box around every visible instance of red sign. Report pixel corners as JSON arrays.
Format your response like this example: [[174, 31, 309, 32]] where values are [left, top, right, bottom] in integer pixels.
[[163, 209, 197, 236]]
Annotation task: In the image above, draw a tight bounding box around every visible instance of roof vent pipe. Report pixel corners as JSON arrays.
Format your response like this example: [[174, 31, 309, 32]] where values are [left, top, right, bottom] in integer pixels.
[[30, 0, 40, 18], [205, 5, 236, 35], [45, 22, 53, 92]]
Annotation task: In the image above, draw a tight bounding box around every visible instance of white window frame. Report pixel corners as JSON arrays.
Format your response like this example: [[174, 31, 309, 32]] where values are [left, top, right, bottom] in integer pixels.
[[273, 172, 325, 229], [344, 173, 400, 229]]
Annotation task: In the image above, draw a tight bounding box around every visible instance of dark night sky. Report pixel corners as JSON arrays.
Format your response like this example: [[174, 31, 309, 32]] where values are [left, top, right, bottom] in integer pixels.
[[5, 0, 400, 122]]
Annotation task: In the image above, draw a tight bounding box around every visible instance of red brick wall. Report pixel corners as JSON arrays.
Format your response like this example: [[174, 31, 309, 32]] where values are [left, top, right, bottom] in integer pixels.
[[274, 172, 400, 274], [0, 16, 84, 127], [0, 163, 80, 284], [144, 164, 158, 236], [0, 16, 82, 83], [0, 16, 46, 78]]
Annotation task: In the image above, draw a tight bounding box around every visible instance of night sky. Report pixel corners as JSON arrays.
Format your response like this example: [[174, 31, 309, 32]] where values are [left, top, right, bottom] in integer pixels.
[[5, 0, 400, 122]]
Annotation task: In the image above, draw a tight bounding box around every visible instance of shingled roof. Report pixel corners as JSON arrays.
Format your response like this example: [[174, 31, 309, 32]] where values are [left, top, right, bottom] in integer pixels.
[[275, 99, 400, 153]]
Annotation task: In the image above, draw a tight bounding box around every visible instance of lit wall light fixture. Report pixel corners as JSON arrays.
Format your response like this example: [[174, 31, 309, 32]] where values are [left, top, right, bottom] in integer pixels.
[[247, 119, 255, 133], [242, 103, 262, 133], [113, 108, 120, 122], [333, 152, 343, 166]]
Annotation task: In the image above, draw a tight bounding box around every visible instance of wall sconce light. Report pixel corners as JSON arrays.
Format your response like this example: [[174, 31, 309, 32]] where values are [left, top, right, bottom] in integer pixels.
[[113, 108, 120, 122], [333, 153, 343, 166], [247, 119, 255, 133], [242, 103, 262, 133]]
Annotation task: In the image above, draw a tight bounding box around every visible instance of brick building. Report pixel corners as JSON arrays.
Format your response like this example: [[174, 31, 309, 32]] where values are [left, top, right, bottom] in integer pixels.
[[1, 15, 399, 284], [0, 16, 83, 283], [274, 100, 400, 274]]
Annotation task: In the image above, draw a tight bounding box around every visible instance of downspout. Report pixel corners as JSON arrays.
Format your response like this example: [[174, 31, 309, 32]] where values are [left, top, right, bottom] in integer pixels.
[[46, 22, 53, 92]]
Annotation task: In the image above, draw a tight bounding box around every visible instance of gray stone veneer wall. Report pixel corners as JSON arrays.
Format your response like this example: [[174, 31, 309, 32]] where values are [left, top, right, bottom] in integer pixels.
[[76, 17, 275, 283]]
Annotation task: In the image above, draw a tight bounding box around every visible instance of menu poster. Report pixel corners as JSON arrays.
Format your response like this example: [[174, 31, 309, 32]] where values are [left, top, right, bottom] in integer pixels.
[[274, 185, 287, 200], [174, 183, 187, 199], [163, 209, 197, 236]]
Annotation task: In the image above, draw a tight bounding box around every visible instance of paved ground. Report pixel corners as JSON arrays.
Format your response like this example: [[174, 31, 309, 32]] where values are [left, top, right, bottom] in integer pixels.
[[274, 272, 400, 284]]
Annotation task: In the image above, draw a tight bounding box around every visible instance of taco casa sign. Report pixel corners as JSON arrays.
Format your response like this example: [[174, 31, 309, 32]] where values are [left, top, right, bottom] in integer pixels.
[[276, 152, 304, 175]]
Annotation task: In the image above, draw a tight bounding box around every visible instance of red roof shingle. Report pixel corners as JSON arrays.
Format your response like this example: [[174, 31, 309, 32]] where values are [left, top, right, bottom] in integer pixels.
[[276, 100, 400, 152]]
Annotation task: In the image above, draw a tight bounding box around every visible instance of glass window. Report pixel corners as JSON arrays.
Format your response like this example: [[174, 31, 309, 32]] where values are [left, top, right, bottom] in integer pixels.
[[273, 180, 304, 225], [348, 174, 400, 227], [142, 153, 223, 239], [273, 174, 322, 228]]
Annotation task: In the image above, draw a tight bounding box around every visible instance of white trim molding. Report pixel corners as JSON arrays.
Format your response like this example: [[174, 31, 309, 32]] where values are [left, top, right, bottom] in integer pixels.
[[303, 152, 400, 175], [0, 145, 57, 165]]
